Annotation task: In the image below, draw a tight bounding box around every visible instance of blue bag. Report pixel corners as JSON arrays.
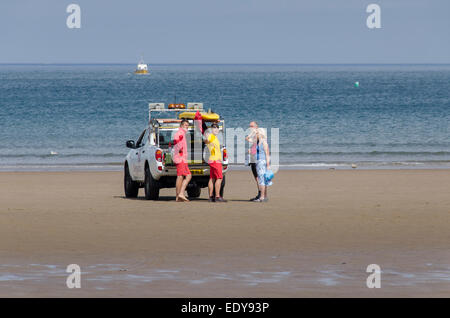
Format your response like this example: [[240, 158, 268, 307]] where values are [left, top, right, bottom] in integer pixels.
[[264, 169, 274, 183]]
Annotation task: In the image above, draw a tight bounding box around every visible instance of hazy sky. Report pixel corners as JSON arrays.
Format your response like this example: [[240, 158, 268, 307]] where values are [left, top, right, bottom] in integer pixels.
[[1, 0, 449, 63]]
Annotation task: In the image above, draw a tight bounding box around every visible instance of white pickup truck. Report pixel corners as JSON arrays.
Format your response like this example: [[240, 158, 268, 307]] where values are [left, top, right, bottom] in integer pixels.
[[124, 103, 229, 200]]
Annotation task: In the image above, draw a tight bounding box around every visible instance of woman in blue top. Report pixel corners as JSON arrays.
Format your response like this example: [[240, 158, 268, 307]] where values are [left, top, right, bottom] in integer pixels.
[[253, 128, 272, 202]]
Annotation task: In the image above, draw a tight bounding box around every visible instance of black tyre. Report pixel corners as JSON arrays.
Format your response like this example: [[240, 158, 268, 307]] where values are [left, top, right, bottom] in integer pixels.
[[144, 164, 160, 200], [124, 163, 139, 198], [220, 175, 226, 197], [187, 186, 201, 198], [213, 175, 226, 198]]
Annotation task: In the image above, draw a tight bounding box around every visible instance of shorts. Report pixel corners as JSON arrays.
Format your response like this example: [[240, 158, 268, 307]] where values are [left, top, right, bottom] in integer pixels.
[[249, 163, 257, 178], [209, 161, 223, 180], [176, 162, 191, 176]]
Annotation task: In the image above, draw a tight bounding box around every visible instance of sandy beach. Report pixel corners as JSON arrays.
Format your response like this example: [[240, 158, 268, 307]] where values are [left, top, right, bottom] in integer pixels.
[[0, 169, 449, 297]]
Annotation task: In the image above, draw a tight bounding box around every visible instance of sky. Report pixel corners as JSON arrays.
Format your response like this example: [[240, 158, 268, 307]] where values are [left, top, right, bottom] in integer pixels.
[[0, 0, 449, 64]]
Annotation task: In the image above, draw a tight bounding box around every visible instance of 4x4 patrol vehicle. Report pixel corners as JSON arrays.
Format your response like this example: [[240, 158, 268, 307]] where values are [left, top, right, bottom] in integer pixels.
[[124, 103, 228, 200]]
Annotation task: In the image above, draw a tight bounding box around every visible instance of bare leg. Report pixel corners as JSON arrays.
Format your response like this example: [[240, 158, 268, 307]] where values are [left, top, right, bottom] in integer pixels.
[[214, 179, 222, 198], [176, 176, 183, 199], [259, 185, 266, 200], [208, 178, 214, 197], [179, 174, 192, 201]]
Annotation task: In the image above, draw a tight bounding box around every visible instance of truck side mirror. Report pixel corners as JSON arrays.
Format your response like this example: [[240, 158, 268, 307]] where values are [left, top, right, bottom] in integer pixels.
[[126, 140, 135, 149]]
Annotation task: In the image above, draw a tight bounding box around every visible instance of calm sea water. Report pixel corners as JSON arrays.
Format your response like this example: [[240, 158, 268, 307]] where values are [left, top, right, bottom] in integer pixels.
[[0, 64, 449, 170]]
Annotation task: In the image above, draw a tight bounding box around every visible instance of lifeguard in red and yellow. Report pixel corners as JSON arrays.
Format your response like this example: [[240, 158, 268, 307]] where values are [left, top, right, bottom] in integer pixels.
[[205, 123, 226, 203]]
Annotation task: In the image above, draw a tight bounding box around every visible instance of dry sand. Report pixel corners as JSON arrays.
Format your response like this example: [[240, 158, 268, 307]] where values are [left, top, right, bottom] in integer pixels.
[[0, 169, 449, 297]]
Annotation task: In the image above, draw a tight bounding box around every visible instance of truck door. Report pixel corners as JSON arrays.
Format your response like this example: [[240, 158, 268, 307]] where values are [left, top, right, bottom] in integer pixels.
[[129, 129, 146, 181], [135, 129, 149, 181]]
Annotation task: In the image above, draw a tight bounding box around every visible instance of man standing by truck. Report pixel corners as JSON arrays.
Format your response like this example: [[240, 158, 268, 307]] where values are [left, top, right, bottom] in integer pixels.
[[205, 123, 226, 203], [173, 119, 191, 202], [246, 121, 260, 201]]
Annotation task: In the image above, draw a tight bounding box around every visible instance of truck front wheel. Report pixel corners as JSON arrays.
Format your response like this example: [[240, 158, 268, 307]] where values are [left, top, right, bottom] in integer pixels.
[[124, 163, 139, 198], [144, 165, 160, 200]]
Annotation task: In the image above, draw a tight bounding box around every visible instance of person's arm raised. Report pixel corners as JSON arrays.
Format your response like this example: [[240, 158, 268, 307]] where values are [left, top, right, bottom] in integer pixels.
[[204, 132, 212, 144]]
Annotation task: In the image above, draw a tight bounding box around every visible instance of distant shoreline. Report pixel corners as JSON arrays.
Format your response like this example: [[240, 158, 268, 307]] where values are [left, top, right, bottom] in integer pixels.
[[1, 163, 450, 172]]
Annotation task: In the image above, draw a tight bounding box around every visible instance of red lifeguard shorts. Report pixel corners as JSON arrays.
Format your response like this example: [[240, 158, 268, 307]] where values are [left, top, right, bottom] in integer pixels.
[[176, 162, 191, 176], [209, 161, 223, 180]]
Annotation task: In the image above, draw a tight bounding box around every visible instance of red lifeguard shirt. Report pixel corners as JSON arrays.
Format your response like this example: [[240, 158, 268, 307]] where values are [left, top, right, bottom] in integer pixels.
[[173, 128, 188, 164]]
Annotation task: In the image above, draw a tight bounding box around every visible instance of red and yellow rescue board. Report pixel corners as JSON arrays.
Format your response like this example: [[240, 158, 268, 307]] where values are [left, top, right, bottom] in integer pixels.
[[178, 112, 220, 122]]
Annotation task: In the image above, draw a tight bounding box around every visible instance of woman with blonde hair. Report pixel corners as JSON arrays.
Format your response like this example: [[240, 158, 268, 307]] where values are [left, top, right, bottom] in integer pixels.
[[253, 128, 272, 202]]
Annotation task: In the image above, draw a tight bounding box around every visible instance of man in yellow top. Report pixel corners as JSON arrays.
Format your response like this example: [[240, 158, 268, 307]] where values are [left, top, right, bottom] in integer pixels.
[[205, 123, 226, 202]]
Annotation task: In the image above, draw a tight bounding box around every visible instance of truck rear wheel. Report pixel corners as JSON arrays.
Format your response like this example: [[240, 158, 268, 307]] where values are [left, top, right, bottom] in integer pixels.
[[187, 186, 201, 198], [144, 165, 160, 200], [124, 163, 139, 198]]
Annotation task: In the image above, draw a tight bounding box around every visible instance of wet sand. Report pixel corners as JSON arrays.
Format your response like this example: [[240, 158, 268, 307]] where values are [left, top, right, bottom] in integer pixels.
[[0, 169, 449, 297]]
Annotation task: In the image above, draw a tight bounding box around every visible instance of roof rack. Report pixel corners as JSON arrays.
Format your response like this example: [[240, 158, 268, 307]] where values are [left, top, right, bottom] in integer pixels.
[[148, 102, 204, 122]]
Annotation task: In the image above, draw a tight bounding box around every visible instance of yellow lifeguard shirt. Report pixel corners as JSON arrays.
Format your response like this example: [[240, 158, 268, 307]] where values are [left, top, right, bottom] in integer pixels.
[[207, 134, 222, 162]]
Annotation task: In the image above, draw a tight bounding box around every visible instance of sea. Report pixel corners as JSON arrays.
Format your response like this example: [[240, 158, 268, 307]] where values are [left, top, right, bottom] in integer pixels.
[[0, 64, 449, 171]]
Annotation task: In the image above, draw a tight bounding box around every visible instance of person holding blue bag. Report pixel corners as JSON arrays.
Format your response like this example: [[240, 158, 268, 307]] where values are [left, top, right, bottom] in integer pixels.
[[252, 128, 273, 202]]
